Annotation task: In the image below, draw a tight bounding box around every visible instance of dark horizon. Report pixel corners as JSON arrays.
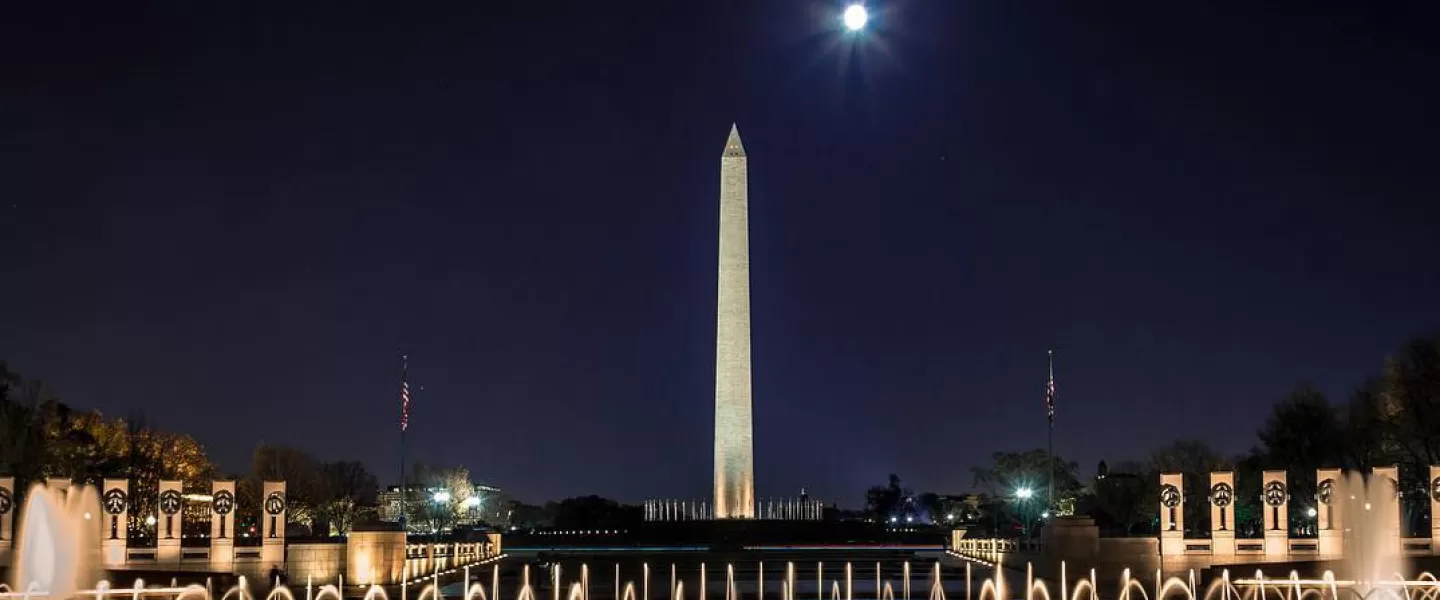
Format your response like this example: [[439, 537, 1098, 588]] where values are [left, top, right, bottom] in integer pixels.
[[4, 0, 1438, 506]]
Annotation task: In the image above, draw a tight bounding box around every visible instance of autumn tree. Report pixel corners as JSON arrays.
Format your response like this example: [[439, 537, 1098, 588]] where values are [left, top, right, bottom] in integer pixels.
[[403, 463, 476, 534], [0, 369, 124, 491]]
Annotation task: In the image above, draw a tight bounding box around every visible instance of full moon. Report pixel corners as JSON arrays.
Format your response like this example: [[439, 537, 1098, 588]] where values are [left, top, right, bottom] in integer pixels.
[[843, 4, 868, 31]]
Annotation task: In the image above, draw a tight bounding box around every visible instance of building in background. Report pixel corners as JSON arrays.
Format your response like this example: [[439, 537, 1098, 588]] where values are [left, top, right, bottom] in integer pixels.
[[377, 484, 503, 528]]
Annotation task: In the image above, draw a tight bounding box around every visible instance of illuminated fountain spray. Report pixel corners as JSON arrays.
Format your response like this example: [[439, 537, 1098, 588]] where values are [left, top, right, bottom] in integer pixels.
[[1337, 470, 1404, 596], [11, 483, 102, 597], [0, 552, 1436, 600]]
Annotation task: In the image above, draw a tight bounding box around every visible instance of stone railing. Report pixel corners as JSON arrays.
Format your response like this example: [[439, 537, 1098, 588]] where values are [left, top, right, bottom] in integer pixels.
[[400, 540, 497, 580], [284, 536, 501, 587], [952, 538, 1044, 555]]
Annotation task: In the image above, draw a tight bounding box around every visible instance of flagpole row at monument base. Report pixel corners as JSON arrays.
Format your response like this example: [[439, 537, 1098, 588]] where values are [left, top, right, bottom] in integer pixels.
[[642, 497, 826, 521]]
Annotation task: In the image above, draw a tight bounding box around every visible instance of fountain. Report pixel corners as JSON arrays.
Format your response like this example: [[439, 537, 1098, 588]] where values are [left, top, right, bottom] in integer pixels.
[[1335, 470, 1405, 597], [0, 472, 1434, 600], [11, 483, 102, 598]]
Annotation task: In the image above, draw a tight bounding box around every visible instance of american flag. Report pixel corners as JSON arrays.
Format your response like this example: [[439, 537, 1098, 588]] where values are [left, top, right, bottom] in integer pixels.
[[400, 359, 411, 432], [1045, 350, 1056, 425]]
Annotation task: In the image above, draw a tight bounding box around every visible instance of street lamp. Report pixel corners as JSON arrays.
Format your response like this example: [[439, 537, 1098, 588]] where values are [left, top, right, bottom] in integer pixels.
[[433, 490, 451, 503], [1015, 487, 1035, 536], [842, 4, 868, 32]]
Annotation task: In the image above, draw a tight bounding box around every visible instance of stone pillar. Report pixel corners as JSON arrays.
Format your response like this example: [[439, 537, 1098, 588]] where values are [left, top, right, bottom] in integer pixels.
[[1429, 465, 1440, 553], [261, 481, 287, 569], [1262, 470, 1289, 557], [1042, 516, 1099, 560], [1316, 468, 1343, 557], [100, 479, 129, 568], [210, 480, 236, 573], [156, 480, 183, 566], [486, 531, 502, 556], [1159, 472, 1184, 556], [1372, 465, 1401, 551], [347, 526, 407, 585], [0, 476, 14, 565], [1209, 471, 1236, 556]]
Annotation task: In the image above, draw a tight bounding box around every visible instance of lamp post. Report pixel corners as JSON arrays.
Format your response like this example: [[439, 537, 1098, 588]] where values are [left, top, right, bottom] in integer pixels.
[[465, 495, 481, 525], [431, 491, 451, 575], [1015, 487, 1035, 537]]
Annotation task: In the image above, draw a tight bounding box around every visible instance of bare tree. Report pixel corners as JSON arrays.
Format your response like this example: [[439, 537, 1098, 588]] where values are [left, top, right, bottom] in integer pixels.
[[250, 444, 323, 532], [316, 460, 378, 535]]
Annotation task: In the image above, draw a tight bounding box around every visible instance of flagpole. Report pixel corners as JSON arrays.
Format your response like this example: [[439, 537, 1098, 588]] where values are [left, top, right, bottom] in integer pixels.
[[399, 354, 408, 536], [1047, 349, 1055, 517]]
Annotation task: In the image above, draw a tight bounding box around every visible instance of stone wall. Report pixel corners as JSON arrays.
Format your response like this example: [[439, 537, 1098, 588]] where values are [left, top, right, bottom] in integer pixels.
[[286, 543, 345, 585], [347, 529, 407, 585]]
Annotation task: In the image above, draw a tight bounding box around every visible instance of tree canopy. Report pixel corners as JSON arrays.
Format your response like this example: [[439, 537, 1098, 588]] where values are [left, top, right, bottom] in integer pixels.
[[971, 449, 1082, 511]]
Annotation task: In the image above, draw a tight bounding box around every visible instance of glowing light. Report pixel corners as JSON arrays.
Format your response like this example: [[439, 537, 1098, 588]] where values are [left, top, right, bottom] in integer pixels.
[[433, 491, 451, 503], [1307, 507, 1318, 518], [1016, 487, 1034, 500], [465, 496, 481, 508], [842, 4, 868, 31], [144, 515, 157, 526]]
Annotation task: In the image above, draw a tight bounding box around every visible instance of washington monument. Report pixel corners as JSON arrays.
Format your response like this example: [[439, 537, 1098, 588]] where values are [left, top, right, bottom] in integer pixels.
[[713, 123, 755, 519]]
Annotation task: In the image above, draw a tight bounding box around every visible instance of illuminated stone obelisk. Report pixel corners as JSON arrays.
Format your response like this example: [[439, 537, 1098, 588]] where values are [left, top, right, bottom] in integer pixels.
[[713, 123, 756, 519]]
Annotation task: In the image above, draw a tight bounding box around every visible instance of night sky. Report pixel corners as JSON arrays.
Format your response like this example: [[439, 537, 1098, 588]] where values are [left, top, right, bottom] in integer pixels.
[[4, 1, 1438, 506]]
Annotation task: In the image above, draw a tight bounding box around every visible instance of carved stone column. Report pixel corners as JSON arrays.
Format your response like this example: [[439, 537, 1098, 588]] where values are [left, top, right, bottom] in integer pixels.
[[100, 478, 129, 568], [1262, 470, 1289, 557], [1209, 471, 1236, 555], [156, 480, 184, 567], [0, 477, 14, 566], [1316, 468, 1343, 557], [1159, 473, 1184, 556], [1429, 466, 1440, 553], [260, 481, 287, 570], [210, 480, 236, 573], [1372, 465, 1401, 552]]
